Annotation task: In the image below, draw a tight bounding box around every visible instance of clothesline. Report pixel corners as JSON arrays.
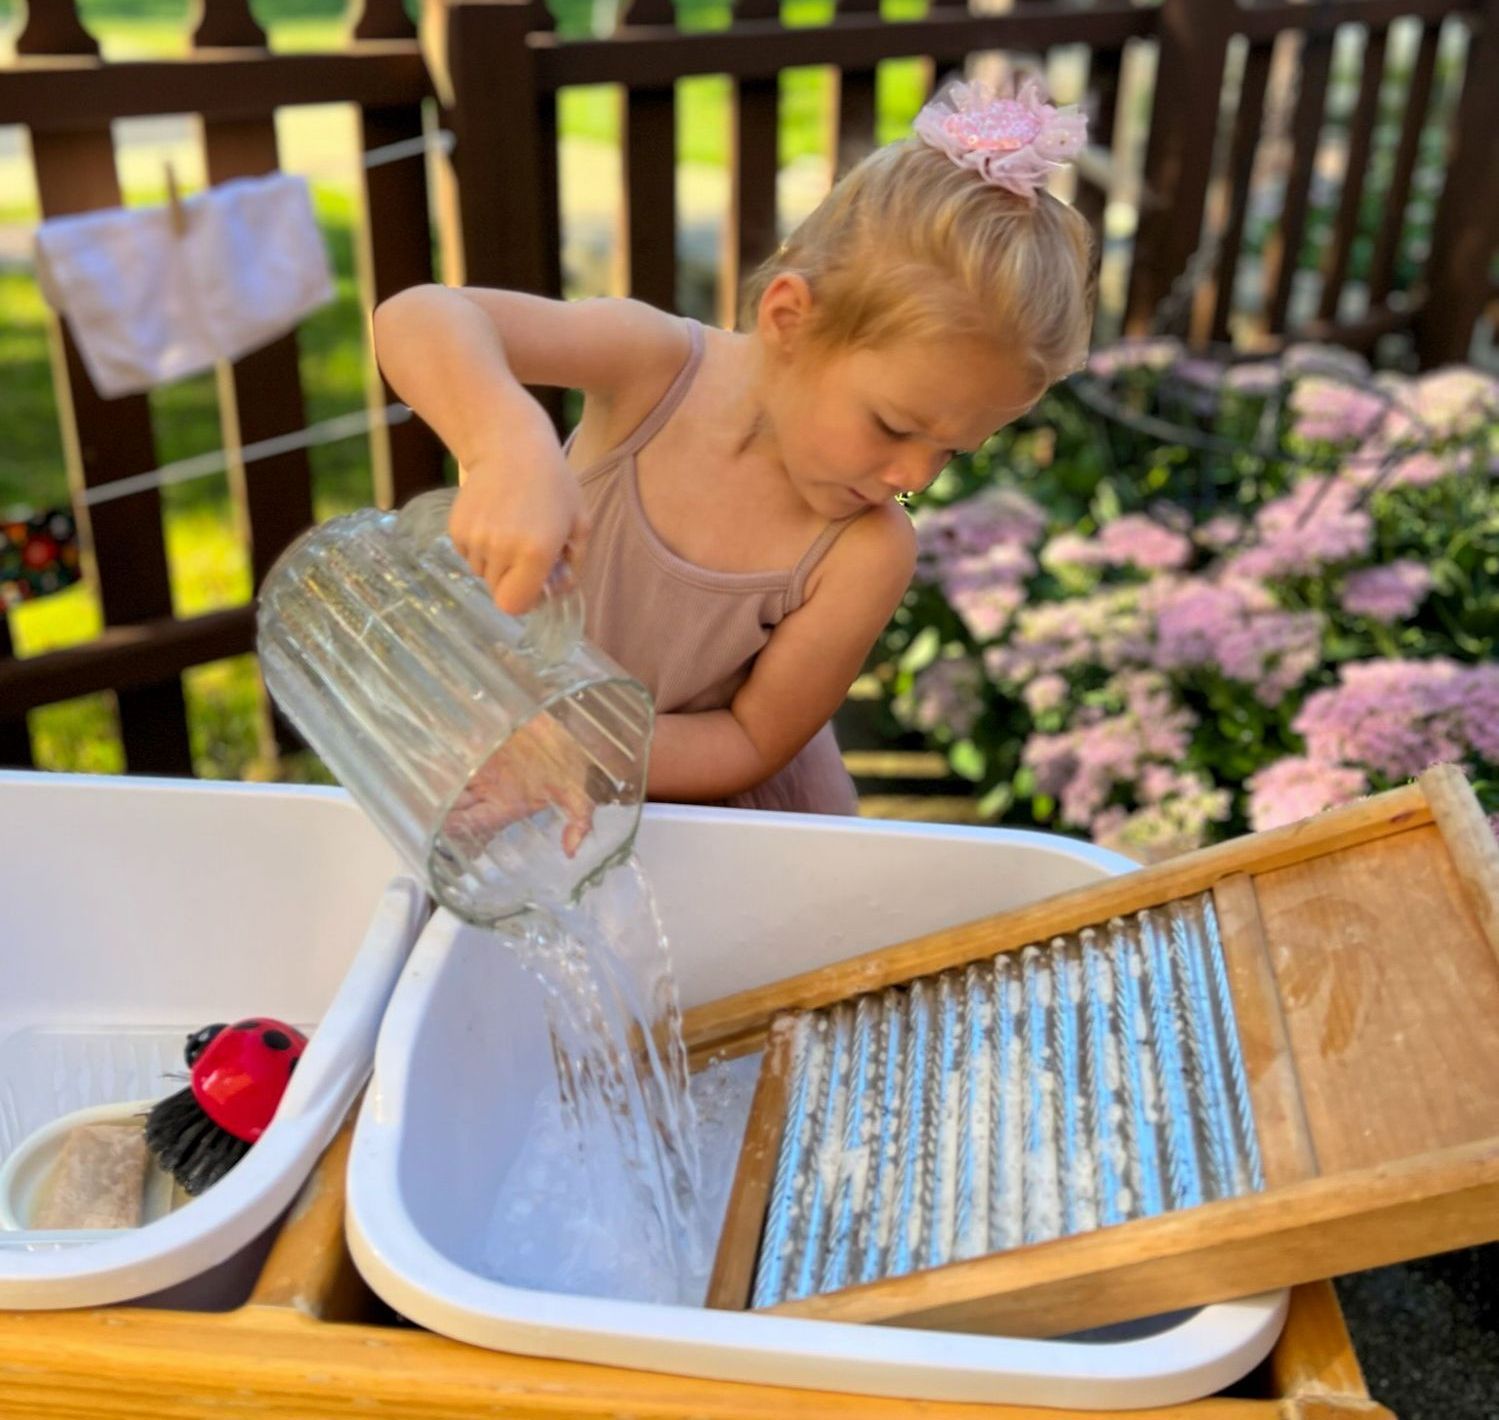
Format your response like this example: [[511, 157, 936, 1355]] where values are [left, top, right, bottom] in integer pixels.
[[278, 127, 454, 181], [165, 127, 454, 189], [82, 402, 415, 510], [357, 129, 454, 171], [4, 129, 454, 523]]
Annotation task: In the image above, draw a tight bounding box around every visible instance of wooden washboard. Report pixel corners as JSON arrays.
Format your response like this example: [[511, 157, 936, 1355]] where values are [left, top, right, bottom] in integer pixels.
[[689, 763, 1499, 1339]]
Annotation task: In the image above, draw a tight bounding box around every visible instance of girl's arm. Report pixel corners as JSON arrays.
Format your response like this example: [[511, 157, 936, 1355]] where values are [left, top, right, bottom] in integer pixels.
[[646, 505, 917, 801], [371, 289, 687, 612]]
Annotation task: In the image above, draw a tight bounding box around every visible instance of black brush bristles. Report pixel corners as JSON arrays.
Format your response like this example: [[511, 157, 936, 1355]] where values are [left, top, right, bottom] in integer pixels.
[[144, 1087, 250, 1195]]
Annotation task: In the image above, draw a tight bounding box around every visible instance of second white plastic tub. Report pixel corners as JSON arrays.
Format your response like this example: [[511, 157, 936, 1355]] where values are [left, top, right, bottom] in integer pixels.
[[347, 805, 1288, 1409], [0, 772, 423, 1310]]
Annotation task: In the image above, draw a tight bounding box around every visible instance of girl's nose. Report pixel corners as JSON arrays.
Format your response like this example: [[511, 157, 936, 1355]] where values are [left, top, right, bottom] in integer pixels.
[[882, 450, 942, 494]]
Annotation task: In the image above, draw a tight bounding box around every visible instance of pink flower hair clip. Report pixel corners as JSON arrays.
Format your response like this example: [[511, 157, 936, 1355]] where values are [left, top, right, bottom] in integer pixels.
[[913, 76, 1088, 203]]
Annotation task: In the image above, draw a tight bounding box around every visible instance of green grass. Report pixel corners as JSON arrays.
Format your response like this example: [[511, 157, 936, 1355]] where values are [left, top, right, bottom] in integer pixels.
[[0, 269, 65, 514]]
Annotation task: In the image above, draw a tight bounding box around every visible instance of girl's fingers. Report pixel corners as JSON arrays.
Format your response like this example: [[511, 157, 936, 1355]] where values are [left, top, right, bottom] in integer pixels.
[[560, 796, 595, 858], [494, 548, 554, 616], [570, 509, 592, 563], [466, 540, 503, 593]]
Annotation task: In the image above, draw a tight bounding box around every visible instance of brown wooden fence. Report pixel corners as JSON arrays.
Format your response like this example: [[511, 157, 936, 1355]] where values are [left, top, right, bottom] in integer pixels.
[[0, 0, 447, 772], [0, 0, 1495, 778]]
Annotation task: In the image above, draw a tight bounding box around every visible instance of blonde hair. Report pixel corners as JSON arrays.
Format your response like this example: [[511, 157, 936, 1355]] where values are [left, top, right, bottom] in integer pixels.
[[741, 139, 1095, 390]]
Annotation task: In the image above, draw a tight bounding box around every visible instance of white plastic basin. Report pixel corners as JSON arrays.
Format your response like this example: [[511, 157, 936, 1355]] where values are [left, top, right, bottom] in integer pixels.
[[0, 771, 423, 1310], [348, 804, 1288, 1408]]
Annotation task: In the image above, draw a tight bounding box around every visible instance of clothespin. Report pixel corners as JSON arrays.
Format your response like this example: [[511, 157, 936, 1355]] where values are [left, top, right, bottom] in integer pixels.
[[164, 162, 188, 238]]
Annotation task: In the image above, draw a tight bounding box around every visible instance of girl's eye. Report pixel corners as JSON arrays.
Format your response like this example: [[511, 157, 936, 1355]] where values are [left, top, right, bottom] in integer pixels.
[[873, 414, 906, 440]]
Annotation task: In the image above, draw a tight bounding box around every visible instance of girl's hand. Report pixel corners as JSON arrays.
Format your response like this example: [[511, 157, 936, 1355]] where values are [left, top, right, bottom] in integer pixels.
[[444, 713, 597, 859], [449, 425, 590, 617], [373, 289, 687, 615]]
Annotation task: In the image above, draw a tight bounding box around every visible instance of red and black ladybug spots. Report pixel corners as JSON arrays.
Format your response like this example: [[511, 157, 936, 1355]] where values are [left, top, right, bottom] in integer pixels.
[[150, 1016, 312, 1194], [187, 1018, 310, 1143]]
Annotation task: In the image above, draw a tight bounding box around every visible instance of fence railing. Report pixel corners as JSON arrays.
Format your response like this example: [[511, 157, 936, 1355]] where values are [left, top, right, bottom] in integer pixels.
[[1131, 0, 1497, 359], [0, 0, 1493, 778]]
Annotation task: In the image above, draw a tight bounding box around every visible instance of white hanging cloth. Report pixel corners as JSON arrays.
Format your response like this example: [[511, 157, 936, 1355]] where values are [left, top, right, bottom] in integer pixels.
[[33, 172, 335, 400]]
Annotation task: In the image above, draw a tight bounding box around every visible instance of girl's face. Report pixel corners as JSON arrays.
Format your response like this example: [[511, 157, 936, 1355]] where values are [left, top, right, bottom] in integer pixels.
[[757, 277, 1042, 519]]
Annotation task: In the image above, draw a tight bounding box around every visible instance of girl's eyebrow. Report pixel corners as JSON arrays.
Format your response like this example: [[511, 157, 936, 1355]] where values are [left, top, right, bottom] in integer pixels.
[[890, 396, 1028, 448], [889, 403, 984, 451], [888, 403, 946, 442]]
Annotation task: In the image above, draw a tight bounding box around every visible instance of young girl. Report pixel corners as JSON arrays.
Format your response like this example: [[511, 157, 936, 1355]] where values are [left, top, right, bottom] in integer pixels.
[[373, 77, 1093, 818]]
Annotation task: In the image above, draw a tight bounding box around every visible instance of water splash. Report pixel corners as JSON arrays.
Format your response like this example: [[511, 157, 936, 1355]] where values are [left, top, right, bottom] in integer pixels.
[[481, 857, 717, 1304]]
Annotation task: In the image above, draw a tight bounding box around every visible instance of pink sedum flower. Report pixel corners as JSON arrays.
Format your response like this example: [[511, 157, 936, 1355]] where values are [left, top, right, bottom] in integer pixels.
[[1408, 367, 1499, 440], [941, 543, 1037, 591], [1196, 513, 1247, 551], [1247, 758, 1370, 831], [1283, 343, 1371, 383], [1339, 561, 1433, 622], [896, 657, 986, 739], [992, 584, 1160, 680], [948, 580, 1026, 641], [1292, 659, 1476, 780], [1020, 673, 1196, 830], [1087, 338, 1183, 379], [1097, 515, 1194, 572], [1224, 361, 1282, 396], [1094, 769, 1233, 860], [915, 487, 1047, 569], [1022, 673, 1069, 717], [1461, 668, 1499, 764], [1042, 531, 1110, 570], [1227, 478, 1373, 580], [1289, 377, 1387, 445], [1152, 577, 1321, 704]]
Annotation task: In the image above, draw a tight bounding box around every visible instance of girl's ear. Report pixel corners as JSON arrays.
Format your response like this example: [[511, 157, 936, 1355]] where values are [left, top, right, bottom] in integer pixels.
[[756, 272, 815, 358]]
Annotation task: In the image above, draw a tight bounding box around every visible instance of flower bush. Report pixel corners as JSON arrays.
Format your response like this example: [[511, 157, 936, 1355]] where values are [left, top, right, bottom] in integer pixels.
[[870, 340, 1499, 860]]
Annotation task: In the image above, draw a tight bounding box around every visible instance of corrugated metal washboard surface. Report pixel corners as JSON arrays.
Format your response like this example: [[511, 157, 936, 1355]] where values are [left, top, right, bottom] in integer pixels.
[[752, 891, 1265, 1307]]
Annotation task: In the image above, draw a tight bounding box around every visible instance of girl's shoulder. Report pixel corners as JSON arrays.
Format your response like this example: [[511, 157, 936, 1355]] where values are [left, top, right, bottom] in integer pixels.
[[445, 290, 691, 403], [572, 297, 692, 380], [835, 501, 919, 566], [565, 300, 690, 399], [566, 300, 697, 463], [804, 502, 918, 614]]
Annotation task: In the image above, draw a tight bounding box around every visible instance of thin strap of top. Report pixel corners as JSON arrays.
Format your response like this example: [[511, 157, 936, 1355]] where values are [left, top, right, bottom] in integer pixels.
[[568, 311, 863, 612], [573, 317, 706, 479], [784, 512, 862, 613]]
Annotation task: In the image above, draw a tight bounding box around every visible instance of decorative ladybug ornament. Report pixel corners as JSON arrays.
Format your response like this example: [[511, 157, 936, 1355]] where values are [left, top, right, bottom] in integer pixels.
[[145, 1018, 307, 1195]]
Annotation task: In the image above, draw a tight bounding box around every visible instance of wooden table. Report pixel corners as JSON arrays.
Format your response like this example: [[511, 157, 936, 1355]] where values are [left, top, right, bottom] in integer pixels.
[[0, 1122, 1393, 1419]]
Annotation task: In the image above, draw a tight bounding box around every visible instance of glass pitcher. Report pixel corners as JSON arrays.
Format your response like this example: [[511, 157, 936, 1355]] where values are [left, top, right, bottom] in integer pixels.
[[256, 487, 653, 925]]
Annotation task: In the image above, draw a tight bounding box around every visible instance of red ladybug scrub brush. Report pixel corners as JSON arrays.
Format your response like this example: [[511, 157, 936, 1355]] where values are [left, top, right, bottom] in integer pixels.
[[145, 1018, 307, 1195]]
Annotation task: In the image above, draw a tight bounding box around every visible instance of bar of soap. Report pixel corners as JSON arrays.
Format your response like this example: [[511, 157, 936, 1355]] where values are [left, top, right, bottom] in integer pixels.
[[31, 1121, 150, 1230]]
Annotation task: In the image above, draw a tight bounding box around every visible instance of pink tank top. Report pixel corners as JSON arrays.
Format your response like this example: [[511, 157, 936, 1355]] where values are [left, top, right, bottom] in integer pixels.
[[570, 318, 862, 815]]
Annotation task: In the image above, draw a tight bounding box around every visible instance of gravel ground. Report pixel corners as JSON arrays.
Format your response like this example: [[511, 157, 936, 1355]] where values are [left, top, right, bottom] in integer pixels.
[[1337, 1245, 1499, 1419]]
